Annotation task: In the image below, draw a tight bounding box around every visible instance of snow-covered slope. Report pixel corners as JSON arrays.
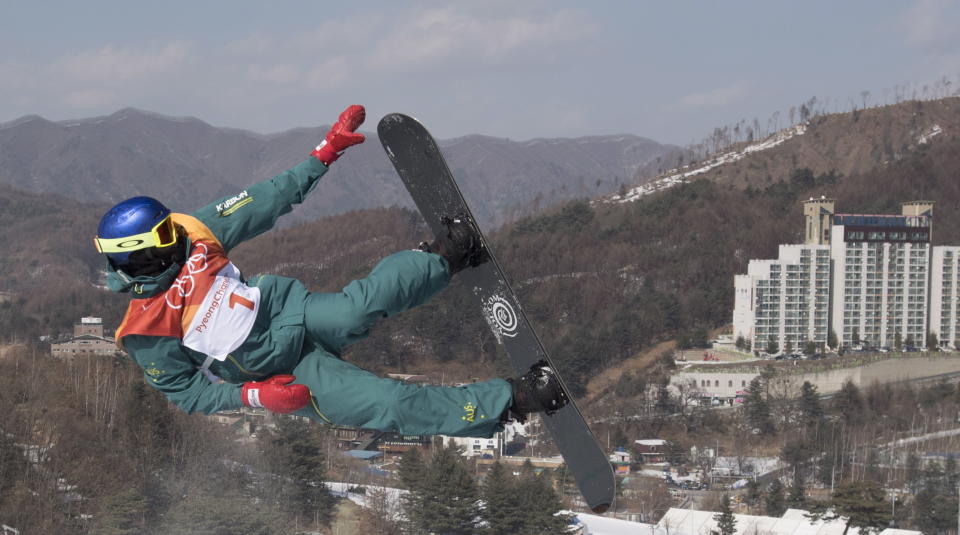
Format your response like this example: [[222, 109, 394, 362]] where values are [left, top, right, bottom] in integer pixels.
[[605, 123, 808, 203]]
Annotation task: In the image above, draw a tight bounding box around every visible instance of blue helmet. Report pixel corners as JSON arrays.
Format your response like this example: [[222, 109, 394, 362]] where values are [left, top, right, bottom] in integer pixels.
[[95, 196, 174, 268]]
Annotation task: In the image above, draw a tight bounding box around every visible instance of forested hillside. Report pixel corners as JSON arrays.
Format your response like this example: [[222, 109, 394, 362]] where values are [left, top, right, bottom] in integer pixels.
[[3, 98, 960, 398]]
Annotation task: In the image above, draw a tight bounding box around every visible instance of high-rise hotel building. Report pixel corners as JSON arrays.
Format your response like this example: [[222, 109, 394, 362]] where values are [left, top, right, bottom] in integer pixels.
[[733, 199, 958, 352]]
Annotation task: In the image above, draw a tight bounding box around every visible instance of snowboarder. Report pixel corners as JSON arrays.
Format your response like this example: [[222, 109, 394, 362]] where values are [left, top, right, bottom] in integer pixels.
[[94, 105, 566, 437]]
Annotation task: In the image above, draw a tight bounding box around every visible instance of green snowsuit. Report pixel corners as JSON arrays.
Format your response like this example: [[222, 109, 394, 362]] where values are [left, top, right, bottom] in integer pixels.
[[110, 157, 512, 437]]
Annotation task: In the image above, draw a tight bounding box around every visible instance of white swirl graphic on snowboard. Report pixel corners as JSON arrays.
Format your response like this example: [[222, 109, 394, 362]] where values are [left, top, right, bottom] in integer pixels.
[[484, 295, 518, 339]]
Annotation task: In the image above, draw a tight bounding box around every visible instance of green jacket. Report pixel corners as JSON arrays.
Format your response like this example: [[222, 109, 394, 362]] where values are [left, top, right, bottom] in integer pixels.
[[112, 158, 329, 414]]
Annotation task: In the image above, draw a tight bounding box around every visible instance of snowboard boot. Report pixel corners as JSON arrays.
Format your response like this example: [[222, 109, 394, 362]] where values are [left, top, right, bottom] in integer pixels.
[[418, 216, 489, 275], [505, 360, 569, 423]]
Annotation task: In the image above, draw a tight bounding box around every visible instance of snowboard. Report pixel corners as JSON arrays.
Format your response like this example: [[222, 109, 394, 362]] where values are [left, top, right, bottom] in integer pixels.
[[378, 113, 616, 514]]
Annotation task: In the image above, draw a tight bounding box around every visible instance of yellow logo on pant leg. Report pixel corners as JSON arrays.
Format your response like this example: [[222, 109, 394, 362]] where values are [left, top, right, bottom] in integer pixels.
[[145, 362, 165, 383], [462, 402, 476, 422]]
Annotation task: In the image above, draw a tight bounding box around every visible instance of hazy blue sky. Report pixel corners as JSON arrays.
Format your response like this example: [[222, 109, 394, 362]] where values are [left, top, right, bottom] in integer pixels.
[[2, 1, 958, 145]]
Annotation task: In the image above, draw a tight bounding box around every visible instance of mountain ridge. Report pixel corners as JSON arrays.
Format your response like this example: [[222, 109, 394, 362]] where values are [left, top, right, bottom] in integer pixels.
[[0, 108, 674, 228]]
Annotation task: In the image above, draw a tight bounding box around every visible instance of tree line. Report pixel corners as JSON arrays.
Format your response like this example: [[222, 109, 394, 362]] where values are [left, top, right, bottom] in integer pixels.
[[397, 444, 571, 534], [0, 347, 339, 534], [738, 370, 960, 532]]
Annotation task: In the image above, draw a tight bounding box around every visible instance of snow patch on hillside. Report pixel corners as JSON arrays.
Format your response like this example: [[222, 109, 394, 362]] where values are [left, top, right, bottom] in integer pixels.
[[606, 123, 808, 204], [917, 123, 942, 144]]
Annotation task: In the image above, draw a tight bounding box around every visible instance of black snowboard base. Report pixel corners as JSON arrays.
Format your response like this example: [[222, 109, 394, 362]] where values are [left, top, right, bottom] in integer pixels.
[[378, 113, 615, 513]]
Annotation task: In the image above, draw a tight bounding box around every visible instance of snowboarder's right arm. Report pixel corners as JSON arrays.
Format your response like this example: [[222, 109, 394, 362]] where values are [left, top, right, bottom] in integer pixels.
[[190, 105, 366, 252]]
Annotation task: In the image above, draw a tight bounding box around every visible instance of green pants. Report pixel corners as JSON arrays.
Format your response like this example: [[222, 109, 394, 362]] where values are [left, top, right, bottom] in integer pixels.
[[291, 250, 512, 438]]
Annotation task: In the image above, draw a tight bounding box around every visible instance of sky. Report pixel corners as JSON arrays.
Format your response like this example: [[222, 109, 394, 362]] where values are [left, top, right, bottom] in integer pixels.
[[1, 1, 959, 146]]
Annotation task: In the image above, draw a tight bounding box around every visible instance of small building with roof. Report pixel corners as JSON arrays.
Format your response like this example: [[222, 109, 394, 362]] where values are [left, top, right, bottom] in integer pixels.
[[50, 317, 118, 358]]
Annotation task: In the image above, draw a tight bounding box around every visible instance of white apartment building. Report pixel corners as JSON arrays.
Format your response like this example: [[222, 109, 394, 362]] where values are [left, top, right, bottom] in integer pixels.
[[734, 199, 958, 353], [931, 246, 960, 348], [830, 210, 931, 349], [733, 244, 830, 353]]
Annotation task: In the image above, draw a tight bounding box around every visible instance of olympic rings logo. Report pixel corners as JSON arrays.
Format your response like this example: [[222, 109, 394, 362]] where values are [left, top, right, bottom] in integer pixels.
[[165, 243, 210, 309]]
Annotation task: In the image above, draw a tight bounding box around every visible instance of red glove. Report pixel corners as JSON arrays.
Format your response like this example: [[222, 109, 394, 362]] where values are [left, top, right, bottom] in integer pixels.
[[311, 104, 366, 165], [241, 375, 310, 414]]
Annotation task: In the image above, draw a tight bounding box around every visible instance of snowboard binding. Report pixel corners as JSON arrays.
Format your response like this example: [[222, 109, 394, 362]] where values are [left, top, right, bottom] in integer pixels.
[[507, 359, 570, 422], [420, 215, 489, 274]]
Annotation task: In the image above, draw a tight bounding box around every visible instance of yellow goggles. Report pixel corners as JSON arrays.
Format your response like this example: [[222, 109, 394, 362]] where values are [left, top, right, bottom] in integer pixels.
[[94, 215, 177, 254]]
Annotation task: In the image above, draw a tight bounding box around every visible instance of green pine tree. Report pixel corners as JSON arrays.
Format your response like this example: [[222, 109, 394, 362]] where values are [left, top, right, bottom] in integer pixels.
[[945, 456, 958, 491], [399, 448, 431, 534], [481, 462, 521, 535], [163, 494, 288, 535], [765, 479, 786, 517], [905, 452, 922, 494], [813, 481, 891, 533], [831, 379, 864, 424], [262, 416, 335, 527], [92, 485, 149, 535], [513, 462, 572, 535], [712, 494, 737, 535], [416, 444, 481, 535], [913, 474, 958, 534], [827, 329, 838, 350], [744, 479, 762, 507], [786, 469, 805, 508], [864, 448, 883, 485], [798, 381, 824, 429], [744, 377, 775, 435], [817, 451, 836, 487]]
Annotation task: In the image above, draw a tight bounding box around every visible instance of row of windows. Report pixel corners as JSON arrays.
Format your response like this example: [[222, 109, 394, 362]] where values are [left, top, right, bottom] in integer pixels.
[[699, 379, 749, 389]]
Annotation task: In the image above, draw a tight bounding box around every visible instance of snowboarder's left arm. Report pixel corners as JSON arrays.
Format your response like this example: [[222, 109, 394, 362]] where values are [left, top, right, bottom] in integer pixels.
[[190, 105, 366, 252]]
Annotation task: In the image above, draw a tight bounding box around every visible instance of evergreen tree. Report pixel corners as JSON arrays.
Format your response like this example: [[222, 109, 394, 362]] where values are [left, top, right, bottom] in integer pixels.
[[927, 331, 939, 349], [765, 479, 786, 517], [913, 473, 958, 534], [743, 377, 775, 435], [905, 452, 922, 494], [399, 448, 431, 533], [786, 469, 805, 508], [481, 462, 521, 535], [399, 448, 427, 490], [514, 462, 572, 534], [832, 379, 864, 424], [412, 444, 481, 535], [924, 460, 945, 493], [864, 448, 883, 485], [904, 333, 916, 348], [93, 485, 148, 535], [811, 481, 891, 533], [712, 494, 737, 535], [262, 416, 335, 527], [765, 339, 779, 355], [744, 479, 762, 507], [798, 381, 824, 429], [827, 329, 838, 350], [817, 451, 836, 487], [610, 426, 629, 450], [945, 456, 958, 491]]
